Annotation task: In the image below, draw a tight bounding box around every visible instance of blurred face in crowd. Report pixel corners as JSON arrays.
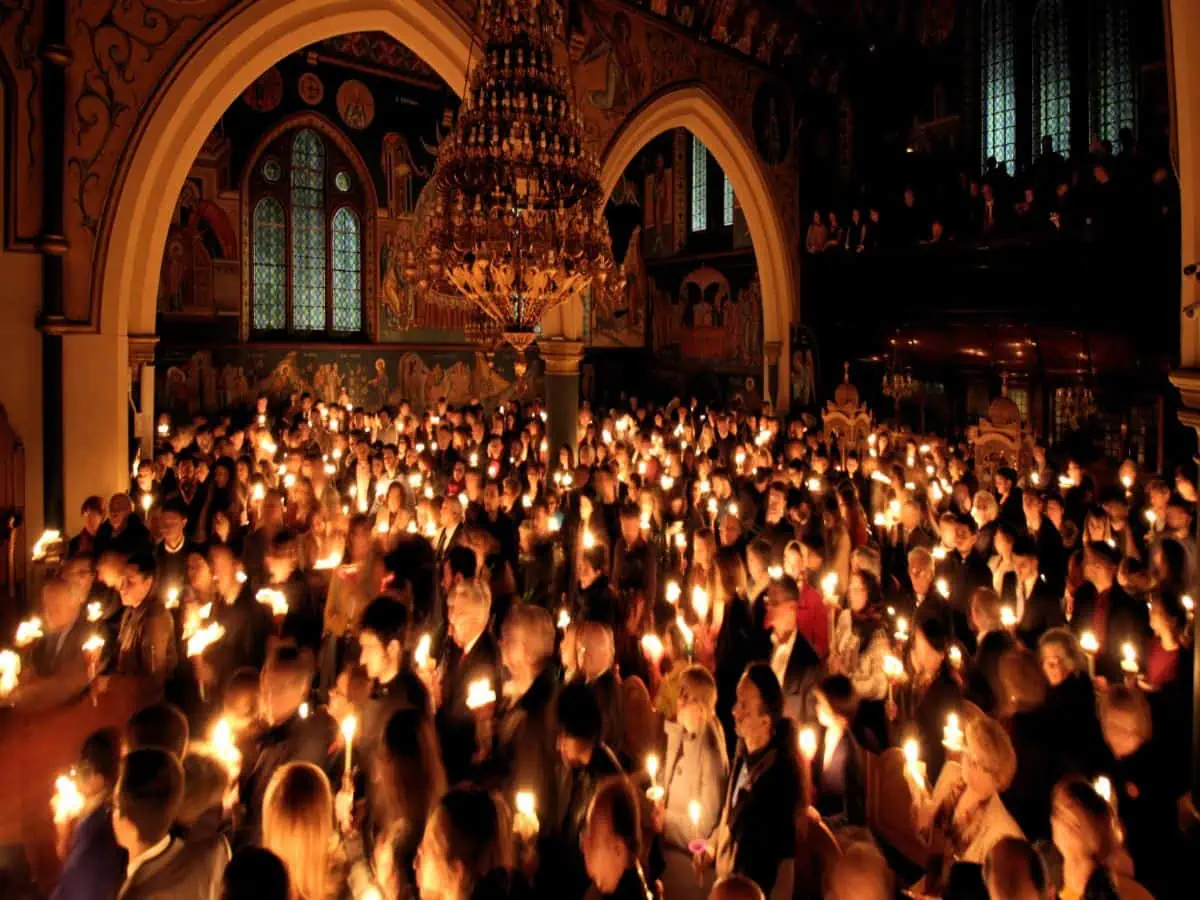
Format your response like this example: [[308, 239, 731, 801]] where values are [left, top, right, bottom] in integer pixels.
[[1039, 641, 1071, 687], [259, 666, 307, 726], [1102, 707, 1144, 759], [582, 799, 627, 893], [161, 509, 186, 545], [119, 566, 154, 609], [358, 628, 399, 682], [732, 676, 772, 751], [108, 495, 132, 531]]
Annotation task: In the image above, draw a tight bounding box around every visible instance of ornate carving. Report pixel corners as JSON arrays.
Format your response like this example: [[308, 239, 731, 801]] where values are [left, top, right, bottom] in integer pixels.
[[1, 0, 42, 243], [822, 362, 873, 459], [127, 332, 158, 368]]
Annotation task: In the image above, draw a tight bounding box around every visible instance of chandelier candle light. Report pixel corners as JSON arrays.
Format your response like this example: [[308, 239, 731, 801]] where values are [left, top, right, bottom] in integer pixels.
[[413, 0, 621, 353]]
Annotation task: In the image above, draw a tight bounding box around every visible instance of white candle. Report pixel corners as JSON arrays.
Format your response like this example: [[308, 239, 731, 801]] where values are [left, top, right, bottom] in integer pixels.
[[341, 715, 357, 779], [798, 726, 817, 759]]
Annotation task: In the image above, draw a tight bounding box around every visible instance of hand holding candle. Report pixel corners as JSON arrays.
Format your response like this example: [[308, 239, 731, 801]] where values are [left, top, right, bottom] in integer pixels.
[[340, 714, 358, 780], [514, 790, 540, 839], [51, 772, 84, 825], [645, 754, 664, 802], [942, 712, 964, 753], [798, 726, 817, 760]]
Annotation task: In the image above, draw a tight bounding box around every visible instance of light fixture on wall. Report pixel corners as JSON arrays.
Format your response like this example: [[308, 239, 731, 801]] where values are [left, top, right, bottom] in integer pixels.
[[412, 0, 621, 353]]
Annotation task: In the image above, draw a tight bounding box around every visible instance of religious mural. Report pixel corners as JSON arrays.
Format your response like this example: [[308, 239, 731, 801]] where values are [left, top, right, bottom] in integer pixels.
[[157, 177, 240, 317], [650, 266, 762, 370], [157, 345, 541, 417]]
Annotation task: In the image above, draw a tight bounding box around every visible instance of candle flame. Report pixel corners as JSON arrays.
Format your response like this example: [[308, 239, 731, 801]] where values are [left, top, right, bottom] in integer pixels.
[[799, 726, 817, 759], [0, 649, 21, 696], [465, 678, 496, 710], [31, 530, 60, 561], [15, 617, 43, 647]]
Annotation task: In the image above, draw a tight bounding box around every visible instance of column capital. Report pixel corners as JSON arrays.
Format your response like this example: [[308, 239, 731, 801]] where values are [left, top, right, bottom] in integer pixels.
[[764, 340, 782, 365], [128, 333, 158, 369], [539, 339, 585, 376]]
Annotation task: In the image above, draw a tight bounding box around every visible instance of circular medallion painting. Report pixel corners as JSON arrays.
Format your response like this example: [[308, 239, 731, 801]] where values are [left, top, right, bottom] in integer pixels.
[[337, 80, 375, 130], [751, 83, 791, 166], [242, 67, 283, 112], [335, 170, 352, 192], [262, 159, 282, 183], [298, 72, 325, 106]]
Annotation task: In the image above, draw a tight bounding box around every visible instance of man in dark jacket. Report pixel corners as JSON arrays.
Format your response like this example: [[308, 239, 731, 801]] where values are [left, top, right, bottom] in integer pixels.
[[542, 680, 623, 899], [1072, 541, 1151, 682], [52, 728, 126, 900], [577, 544, 620, 629], [702, 663, 801, 897], [1000, 534, 1065, 649], [896, 617, 962, 784], [611, 503, 658, 606]]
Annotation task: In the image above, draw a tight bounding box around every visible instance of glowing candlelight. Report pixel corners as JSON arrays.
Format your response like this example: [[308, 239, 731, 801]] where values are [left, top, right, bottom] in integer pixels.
[[206, 718, 242, 780], [948, 645, 963, 668], [932, 545, 947, 561], [673, 531, 686, 550], [1093, 775, 1113, 804], [235, 569, 247, 584], [163, 586, 180, 609], [646, 754, 661, 791], [1031, 471, 1040, 486], [1120, 642, 1139, 675], [299, 702, 309, 719], [256, 588, 289, 617], [252, 483, 265, 502], [15, 617, 43, 647], [688, 799, 702, 831], [465, 678, 496, 710], [820, 572, 839, 601], [1059, 475, 1073, 489], [86, 601, 103, 622], [767, 565, 784, 580], [639, 632, 664, 664], [727, 501, 738, 517], [82, 634, 105, 656], [514, 790, 539, 836], [935, 577, 950, 598], [31, 530, 60, 561], [942, 713, 964, 752], [141, 494, 153, 514], [706, 497, 718, 516], [582, 529, 596, 550], [894, 616, 910, 643], [1121, 473, 1133, 490], [1145, 509, 1157, 525], [799, 726, 817, 759], [556, 607, 571, 630], [1080, 630, 1099, 654], [903, 738, 924, 789], [51, 772, 85, 824], [458, 493, 469, 508], [1001, 606, 1017, 629], [341, 714, 357, 779], [883, 655, 905, 680], [1183, 594, 1194, 615], [0, 650, 21, 696], [314, 551, 342, 570], [377, 520, 390, 535], [873, 512, 887, 527], [414, 633, 432, 669], [186, 622, 225, 657], [807, 477, 822, 492], [675, 615, 694, 653], [691, 587, 710, 621], [871, 470, 891, 485]]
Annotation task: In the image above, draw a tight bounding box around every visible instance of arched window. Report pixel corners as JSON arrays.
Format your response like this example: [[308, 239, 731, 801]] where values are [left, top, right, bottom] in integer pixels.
[[1091, 0, 1134, 146], [981, 0, 1016, 172], [249, 126, 365, 336], [722, 174, 734, 228], [691, 135, 709, 233], [1033, 0, 1070, 157]]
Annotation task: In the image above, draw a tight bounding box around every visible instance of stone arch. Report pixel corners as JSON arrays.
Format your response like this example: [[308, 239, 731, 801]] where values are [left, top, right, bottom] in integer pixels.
[[598, 83, 796, 407], [237, 110, 382, 341], [97, 0, 471, 341]]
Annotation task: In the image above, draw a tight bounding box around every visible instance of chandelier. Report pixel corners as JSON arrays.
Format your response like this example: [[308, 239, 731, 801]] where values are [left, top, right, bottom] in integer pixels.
[[412, 0, 622, 354]]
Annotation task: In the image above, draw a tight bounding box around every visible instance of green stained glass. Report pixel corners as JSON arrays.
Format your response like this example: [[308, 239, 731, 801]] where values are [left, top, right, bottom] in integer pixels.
[[331, 207, 362, 332], [252, 197, 286, 330], [1092, 0, 1134, 146], [335, 170, 352, 192], [722, 174, 734, 228], [1034, 0, 1071, 157], [981, 0, 1016, 172], [691, 135, 708, 233], [291, 129, 326, 331]]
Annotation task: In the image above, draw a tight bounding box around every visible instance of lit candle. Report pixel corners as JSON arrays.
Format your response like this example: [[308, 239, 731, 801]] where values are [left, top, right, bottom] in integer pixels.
[[675, 615, 694, 656], [82, 634, 105, 656], [894, 616, 910, 643], [1120, 641, 1139, 675], [767, 564, 784, 581], [673, 531, 686, 550], [582, 529, 596, 550], [883, 655, 905, 680], [414, 633, 432, 669], [645, 754, 663, 802], [15, 617, 43, 647], [141, 494, 153, 514], [665, 581, 682, 606], [932, 545, 947, 561], [691, 587, 710, 622], [256, 588, 289, 617], [1080, 630, 1099, 677], [640, 633, 664, 664], [948, 645, 963, 668], [903, 738, 924, 788], [942, 713, 964, 752], [465, 678, 496, 710], [514, 790, 539, 838], [0, 649, 21, 696], [341, 714, 357, 780], [87, 601, 103, 622], [31, 530, 60, 561], [1000, 606, 1017, 629], [209, 718, 242, 779], [556, 608, 571, 630], [935, 577, 950, 599], [807, 477, 822, 492], [164, 587, 180, 609], [51, 772, 85, 824], [820, 572, 839, 602], [299, 702, 309, 719], [661, 476, 675, 492], [314, 551, 342, 570], [798, 726, 817, 759], [1093, 775, 1113, 804], [186, 622, 225, 658]]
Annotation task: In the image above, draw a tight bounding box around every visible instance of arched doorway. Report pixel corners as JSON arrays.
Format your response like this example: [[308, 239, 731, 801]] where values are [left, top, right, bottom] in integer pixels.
[[72, 0, 471, 515], [599, 84, 797, 409]]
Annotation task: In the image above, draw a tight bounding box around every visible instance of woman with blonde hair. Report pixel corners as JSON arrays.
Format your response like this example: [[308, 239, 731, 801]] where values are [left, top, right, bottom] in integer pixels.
[[1050, 778, 1125, 899], [262, 762, 341, 900], [908, 714, 1023, 892]]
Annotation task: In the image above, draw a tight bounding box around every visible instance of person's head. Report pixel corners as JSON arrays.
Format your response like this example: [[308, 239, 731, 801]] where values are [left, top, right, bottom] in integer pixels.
[[1051, 778, 1120, 867], [1011, 534, 1040, 581], [262, 762, 333, 900], [222, 847, 290, 900], [556, 680, 604, 767], [826, 838, 892, 900], [848, 570, 880, 614], [119, 552, 157, 609], [1149, 590, 1189, 645], [1083, 541, 1120, 591], [709, 875, 766, 900], [676, 664, 718, 737], [578, 544, 608, 589], [447, 579, 491, 650], [814, 674, 858, 731], [77, 728, 121, 801], [358, 595, 409, 682], [266, 530, 300, 583], [576, 621, 615, 681], [908, 547, 934, 595], [970, 586, 1004, 634], [501, 603, 555, 685], [107, 493, 133, 531], [764, 575, 800, 637], [177, 751, 230, 827], [260, 646, 312, 726], [1099, 684, 1152, 759], [733, 663, 782, 753], [112, 748, 184, 853], [997, 648, 1049, 716], [416, 785, 512, 900], [40, 578, 82, 632], [442, 543, 477, 593], [1037, 628, 1087, 687], [912, 617, 949, 675], [81, 495, 106, 534], [124, 703, 189, 759], [983, 837, 1048, 900], [159, 498, 189, 545], [582, 776, 641, 892], [963, 716, 1017, 798]]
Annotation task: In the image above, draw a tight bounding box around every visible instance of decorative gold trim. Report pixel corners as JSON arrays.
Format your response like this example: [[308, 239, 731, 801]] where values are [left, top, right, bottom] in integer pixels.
[[128, 333, 159, 368], [1169, 368, 1200, 415], [539, 340, 585, 376]]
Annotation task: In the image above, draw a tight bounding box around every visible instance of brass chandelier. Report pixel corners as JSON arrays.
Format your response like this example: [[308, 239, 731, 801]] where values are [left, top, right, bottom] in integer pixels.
[[411, 0, 622, 354]]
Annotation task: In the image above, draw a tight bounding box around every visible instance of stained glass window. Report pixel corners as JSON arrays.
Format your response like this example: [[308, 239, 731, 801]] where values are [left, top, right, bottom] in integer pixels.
[[252, 197, 286, 330], [691, 135, 708, 233], [331, 207, 362, 332], [1091, 0, 1134, 146], [335, 170, 352, 192], [722, 174, 734, 228], [981, 0, 1016, 172], [290, 129, 326, 331], [1033, 0, 1070, 158]]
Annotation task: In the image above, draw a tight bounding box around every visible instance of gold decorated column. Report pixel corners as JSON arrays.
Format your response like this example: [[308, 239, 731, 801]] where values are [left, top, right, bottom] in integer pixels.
[[540, 340, 585, 465]]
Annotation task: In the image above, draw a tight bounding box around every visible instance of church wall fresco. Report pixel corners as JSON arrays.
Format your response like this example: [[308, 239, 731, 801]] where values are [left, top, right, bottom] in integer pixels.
[[0, 0, 798, 331], [156, 344, 542, 418]]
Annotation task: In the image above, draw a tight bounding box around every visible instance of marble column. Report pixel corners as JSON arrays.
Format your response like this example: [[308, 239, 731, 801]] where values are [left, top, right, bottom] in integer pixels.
[[540, 340, 584, 465], [1166, 0, 1200, 817]]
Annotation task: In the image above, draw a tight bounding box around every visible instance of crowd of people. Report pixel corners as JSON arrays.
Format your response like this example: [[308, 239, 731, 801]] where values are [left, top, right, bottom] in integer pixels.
[[5, 387, 1195, 900], [805, 132, 1179, 252]]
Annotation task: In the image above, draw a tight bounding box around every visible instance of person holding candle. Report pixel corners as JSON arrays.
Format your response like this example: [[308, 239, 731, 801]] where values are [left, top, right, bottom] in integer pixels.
[[1000, 534, 1067, 650], [762, 574, 822, 727], [415, 784, 523, 900], [6, 578, 92, 710], [1021, 489, 1068, 598], [994, 648, 1056, 841], [154, 498, 203, 589], [889, 546, 956, 643], [576, 622, 625, 756], [114, 552, 178, 683], [828, 571, 890, 749], [581, 776, 656, 900], [1071, 542, 1150, 683], [357, 595, 431, 756], [1037, 628, 1109, 781], [657, 665, 729, 900], [891, 616, 963, 785], [1049, 779, 1129, 900], [51, 728, 125, 900], [696, 664, 801, 898], [910, 714, 1023, 892], [612, 502, 659, 611], [437, 579, 502, 784], [807, 674, 867, 828]]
